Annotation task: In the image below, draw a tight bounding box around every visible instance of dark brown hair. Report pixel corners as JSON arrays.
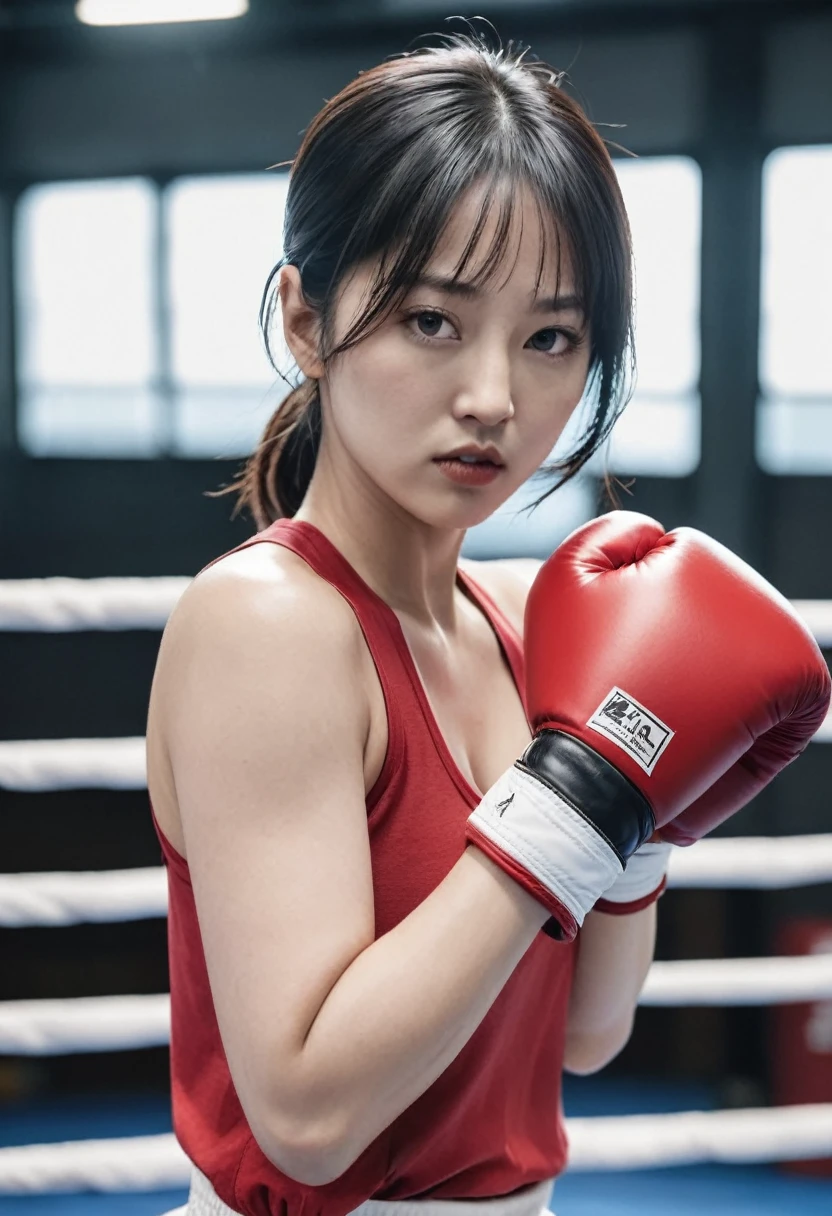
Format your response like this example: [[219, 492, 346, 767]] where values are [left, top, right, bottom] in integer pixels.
[[216, 25, 634, 529]]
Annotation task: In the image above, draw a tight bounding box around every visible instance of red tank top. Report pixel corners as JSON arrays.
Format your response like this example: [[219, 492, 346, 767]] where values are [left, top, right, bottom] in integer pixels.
[[151, 519, 578, 1216]]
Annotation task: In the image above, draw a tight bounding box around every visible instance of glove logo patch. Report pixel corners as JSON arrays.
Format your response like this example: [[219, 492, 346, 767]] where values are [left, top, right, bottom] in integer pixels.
[[587, 687, 673, 775]]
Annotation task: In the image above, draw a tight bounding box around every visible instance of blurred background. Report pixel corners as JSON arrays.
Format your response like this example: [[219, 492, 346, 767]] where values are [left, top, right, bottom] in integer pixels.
[[1, 0, 831, 1213]]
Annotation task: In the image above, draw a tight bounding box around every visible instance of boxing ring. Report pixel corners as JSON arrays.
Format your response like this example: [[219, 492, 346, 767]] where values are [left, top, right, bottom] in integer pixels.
[[2, 578, 832, 1200]]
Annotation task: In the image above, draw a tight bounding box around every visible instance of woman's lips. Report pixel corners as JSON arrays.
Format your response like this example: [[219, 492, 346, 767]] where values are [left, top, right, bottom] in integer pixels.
[[433, 457, 504, 486]]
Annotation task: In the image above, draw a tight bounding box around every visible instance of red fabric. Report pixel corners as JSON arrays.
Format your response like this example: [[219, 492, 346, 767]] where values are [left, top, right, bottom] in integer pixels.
[[151, 519, 577, 1216]]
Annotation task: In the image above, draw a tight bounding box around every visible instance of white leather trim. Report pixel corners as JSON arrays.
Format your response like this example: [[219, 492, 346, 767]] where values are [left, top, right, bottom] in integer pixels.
[[467, 765, 623, 928], [601, 841, 673, 904]]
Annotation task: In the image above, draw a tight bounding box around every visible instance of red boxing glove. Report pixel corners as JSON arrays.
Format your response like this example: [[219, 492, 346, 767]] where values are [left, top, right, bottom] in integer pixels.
[[465, 511, 830, 941]]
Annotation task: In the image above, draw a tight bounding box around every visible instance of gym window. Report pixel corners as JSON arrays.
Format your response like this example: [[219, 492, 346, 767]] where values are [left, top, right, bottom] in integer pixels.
[[605, 155, 702, 477], [14, 173, 289, 457], [15, 178, 160, 456], [756, 145, 832, 473]]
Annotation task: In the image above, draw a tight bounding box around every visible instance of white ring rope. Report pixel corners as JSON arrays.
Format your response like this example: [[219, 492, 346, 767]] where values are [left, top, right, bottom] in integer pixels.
[[2, 951, 832, 1056], [639, 953, 832, 1005], [565, 1103, 832, 1171], [0, 579, 830, 644], [0, 868, 167, 926], [0, 995, 171, 1054], [4, 835, 832, 928], [0, 577, 190, 631], [0, 737, 147, 790], [0, 1132, 189, 1195], [3, 723, 832, 798], [2, 1105, 832, 1194], [667, 833, 832, 888]]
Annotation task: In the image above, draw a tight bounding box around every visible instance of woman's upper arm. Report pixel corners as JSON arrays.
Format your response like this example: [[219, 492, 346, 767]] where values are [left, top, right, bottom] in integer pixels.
[[158, 558, 375, 1167]]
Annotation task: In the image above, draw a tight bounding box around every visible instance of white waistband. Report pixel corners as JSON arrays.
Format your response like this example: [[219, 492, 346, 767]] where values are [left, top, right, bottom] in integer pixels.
[[159, 1164, 555, 1216]]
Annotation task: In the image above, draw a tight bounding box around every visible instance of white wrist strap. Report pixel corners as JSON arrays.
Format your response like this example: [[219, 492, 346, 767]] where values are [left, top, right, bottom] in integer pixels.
[[467, 763, 624, 930], [599, 840, 672, 905]]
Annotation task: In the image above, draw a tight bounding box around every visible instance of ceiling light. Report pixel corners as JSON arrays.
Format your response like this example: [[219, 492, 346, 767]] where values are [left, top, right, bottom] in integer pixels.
[[76, 0, 249, 27]]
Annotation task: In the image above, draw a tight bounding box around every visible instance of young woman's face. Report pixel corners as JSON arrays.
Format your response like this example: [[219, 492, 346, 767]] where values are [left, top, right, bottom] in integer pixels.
[[319, 183, 591, 530]]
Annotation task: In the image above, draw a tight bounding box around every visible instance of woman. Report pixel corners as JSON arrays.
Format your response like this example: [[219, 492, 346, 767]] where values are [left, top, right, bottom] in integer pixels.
[[144, 28, 802, 1216]]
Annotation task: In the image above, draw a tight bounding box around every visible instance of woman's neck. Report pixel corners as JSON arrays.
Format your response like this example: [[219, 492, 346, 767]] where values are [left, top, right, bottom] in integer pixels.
[[293, 445, 466, 630]]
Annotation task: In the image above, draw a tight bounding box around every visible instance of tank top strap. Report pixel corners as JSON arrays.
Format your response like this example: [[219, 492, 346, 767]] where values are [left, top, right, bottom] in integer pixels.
[[456, 566, 528, 719]]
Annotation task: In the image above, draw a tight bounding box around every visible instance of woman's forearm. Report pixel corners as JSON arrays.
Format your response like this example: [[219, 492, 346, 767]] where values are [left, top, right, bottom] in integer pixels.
[[563, 902, 657, 1074], [284, 847, 548, 1182]]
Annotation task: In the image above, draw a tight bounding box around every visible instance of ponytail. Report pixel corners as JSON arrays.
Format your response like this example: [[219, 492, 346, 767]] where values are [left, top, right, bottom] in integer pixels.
[[212, 378, 322, 529]]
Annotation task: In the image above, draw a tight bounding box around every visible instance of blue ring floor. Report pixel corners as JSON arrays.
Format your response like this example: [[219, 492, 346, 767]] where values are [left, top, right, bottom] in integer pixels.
[[0, 1079, 830, 1214]]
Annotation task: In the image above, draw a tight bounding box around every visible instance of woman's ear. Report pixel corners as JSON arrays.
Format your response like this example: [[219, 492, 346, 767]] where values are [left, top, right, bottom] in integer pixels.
[[278, 265, 325, 379]]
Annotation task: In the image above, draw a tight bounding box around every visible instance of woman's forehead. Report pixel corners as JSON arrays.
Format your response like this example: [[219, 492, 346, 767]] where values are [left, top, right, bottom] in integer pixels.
[[340, 181, 578, 314], [433, 182, 572, 294]]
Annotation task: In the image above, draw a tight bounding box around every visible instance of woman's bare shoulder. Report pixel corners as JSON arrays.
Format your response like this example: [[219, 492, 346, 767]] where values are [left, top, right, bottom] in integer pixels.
[[167, 540, 365, 652], [152, 539, 371, 741]]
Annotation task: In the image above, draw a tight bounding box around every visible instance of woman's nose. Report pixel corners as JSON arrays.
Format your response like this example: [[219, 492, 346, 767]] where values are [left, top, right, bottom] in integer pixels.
[[451, 353, 515, 427]]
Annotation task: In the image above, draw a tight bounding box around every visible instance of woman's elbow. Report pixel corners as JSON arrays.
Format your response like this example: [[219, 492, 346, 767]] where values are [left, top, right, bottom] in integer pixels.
[[562, 1018, 634, 1076], [257, 1106, 351, 1187]]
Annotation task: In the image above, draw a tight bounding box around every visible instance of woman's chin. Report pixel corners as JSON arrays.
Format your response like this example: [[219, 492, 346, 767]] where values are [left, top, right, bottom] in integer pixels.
[[403, 494, 508, 534]]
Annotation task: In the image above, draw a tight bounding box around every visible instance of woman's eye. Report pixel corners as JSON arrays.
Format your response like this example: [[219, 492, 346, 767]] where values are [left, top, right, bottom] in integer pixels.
[[529, 328, 571, 356], [411, 310, 451, 339]]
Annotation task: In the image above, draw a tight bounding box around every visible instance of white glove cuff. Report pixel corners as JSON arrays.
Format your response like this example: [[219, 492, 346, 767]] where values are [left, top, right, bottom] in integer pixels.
[[466, 763, 624, 938], [595, 840, 672, 910]]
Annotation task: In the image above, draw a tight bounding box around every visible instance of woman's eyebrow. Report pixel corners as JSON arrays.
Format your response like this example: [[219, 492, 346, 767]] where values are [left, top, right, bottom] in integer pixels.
[[410, 272, 584, 314]]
